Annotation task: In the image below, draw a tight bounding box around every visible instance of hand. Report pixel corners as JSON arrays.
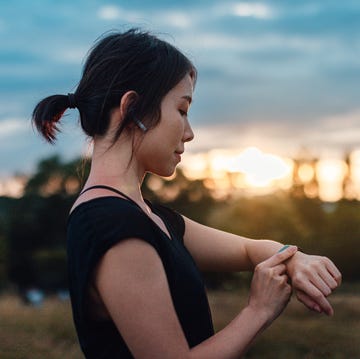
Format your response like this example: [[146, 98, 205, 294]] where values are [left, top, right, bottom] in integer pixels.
[[286, 251, 342, 315], [248, 245, 297, 323]]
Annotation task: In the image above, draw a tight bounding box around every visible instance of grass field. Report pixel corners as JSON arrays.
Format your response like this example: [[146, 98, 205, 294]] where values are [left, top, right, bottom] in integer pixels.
[[0, 284, 359, 358], [209, 283, 360, 358]]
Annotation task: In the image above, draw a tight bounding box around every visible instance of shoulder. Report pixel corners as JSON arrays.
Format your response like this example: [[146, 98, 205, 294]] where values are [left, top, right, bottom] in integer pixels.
[[67, 197, 160, 259], [68, 197, 149, 233], [69, 196, 141, 219]]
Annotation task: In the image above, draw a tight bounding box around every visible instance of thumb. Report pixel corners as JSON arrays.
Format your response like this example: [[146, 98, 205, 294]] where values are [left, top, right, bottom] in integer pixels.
[[264, 245, 298, 268]]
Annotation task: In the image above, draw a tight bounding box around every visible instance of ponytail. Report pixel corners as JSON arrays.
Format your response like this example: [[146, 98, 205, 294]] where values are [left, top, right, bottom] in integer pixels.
[[32, 94, 75, 143], [32, 29, 197, 146]]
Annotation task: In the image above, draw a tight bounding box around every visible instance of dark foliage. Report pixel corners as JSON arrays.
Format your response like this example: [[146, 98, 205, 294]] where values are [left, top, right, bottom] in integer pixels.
[[0, 154, 359, 293]]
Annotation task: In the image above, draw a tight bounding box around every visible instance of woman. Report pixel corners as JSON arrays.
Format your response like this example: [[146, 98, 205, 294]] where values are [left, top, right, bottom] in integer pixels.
[[32, 29, 341, 358]]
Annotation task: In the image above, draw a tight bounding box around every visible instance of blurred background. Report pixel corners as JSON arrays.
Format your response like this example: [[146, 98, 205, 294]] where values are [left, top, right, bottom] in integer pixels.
[[0, 1, 359, 358]]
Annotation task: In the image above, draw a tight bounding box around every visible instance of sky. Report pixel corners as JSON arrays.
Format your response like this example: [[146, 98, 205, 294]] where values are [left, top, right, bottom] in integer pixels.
[[1, 0, 360, 178]]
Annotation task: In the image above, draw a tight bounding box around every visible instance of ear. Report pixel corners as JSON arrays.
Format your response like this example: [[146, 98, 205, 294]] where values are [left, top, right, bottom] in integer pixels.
[[119, 90, 138, 119]]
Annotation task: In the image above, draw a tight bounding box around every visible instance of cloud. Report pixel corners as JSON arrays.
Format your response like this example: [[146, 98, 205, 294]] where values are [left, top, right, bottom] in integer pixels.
[[157, 10, 192, 29], [97, 5, 118, 20], [97, 5, 194, 29], [0, 118, 29, 135], [0, 0, 359, 176], [0, 118, 29, 138], [97, 5, 142, 21], [214, 2, 275, 19], [303, 110, 360, 150], [186, 108, 360, 159], [96, 2, 274, 32], [51, 47, 89, 64]]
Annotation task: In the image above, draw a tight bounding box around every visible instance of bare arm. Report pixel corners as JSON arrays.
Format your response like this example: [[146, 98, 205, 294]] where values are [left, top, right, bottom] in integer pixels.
[[183, 216, 342, 315], [183, 215, 284, 272], [94, 238, 295, 359]]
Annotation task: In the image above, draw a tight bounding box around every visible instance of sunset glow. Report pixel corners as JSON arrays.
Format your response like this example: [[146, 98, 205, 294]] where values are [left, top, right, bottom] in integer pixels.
[[298, 163, 315, 183], [234, 147, 292, 187], [1, 148, 360, 203], [316, 159, 348, 202], [350, 150, 360, 200], [180, 147, 360, 201], [182, 147, 293, 194], [0, 177, 25, 198]]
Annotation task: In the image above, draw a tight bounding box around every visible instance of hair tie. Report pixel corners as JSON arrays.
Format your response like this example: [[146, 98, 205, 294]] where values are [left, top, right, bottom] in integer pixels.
[[67, 93, 77, 109]]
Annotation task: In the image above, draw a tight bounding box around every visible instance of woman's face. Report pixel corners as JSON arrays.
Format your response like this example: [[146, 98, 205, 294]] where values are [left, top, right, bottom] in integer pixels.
[[136, 74, 194, 177]]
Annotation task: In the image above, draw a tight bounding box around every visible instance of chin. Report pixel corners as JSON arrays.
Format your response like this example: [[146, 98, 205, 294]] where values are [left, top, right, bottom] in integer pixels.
[[159, 169, 176, 178], [150, 166, 176, 178]]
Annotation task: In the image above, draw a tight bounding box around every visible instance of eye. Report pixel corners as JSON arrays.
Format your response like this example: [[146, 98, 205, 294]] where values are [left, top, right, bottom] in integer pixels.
[[179, 110, 188, 117]]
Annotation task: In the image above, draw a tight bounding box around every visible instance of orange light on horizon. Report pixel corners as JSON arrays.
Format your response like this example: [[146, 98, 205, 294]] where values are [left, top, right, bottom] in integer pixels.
[[181, 147, 293, 194], [298, 163, 315, 183], [316, 159, 348, 202], [235, 147, 292, 188], [2, 148, 356, 203], [181, 153, 210, 180], [349, 149, 360, 200], [0, 176, 26, 198]]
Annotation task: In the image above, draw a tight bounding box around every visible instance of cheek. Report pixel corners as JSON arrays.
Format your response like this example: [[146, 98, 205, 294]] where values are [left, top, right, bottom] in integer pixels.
[[156, 120, 183, 145], [169, 116, 185, 138], [138, 133, 168, 161]]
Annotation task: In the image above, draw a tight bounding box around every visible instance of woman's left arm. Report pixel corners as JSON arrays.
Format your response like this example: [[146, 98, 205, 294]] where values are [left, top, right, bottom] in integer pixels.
[[183, 216, 342, 315]]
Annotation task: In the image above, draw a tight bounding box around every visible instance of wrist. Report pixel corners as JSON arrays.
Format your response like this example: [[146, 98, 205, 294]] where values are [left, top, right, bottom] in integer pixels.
[[244, 304, 273, 329], [285, 250, 306, 276], [278, 244, 304, 254]]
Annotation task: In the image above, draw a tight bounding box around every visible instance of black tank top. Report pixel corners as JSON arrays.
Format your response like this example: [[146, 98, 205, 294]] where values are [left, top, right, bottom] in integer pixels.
[[67, 186, 214, 358]]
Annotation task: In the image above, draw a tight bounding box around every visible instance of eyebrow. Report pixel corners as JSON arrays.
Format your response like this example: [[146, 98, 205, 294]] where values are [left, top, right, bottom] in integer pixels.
[[181, 95, 193, 104]]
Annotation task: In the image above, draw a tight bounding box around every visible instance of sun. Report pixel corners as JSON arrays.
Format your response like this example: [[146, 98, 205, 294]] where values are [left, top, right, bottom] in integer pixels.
[[233, 147, 292, 187], [181, 147, 293, 193]]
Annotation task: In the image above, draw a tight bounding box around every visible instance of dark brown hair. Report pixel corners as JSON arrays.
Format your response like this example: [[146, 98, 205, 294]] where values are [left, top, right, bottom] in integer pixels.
[[32, 28, 197, 144]]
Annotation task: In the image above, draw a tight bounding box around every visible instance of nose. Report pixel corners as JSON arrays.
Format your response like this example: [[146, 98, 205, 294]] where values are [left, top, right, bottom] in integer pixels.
[[183, 118, 194, 143]]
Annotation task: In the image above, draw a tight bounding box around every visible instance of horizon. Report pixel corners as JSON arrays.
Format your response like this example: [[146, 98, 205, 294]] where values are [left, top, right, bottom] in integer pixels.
[[1, 145, 359, 203]]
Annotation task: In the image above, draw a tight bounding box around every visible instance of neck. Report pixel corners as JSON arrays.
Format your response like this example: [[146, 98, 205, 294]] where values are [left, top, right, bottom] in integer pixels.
[[84, 136, 146, 203]]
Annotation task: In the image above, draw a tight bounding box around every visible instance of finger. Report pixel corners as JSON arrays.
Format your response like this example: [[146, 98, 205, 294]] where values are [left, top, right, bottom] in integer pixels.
[[282, 274, 292, 287], [325, 259, 342, 286], [272, 263, 287, 276], [317, 266, 339, 292], [301, 282, 334, 316], [310, 272, 333, 297], [296, 290, 322, 313], [263, 246, 298, 268], [284, 281, 293, 300]]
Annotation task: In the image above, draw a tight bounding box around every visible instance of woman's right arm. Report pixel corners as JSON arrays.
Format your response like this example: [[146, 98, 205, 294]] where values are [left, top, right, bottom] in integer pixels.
[[94, 239, 297, 359]]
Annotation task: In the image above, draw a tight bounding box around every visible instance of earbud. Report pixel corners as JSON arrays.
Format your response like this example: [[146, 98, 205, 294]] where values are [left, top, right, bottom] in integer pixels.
[[134, 118, 148, 132], [127, 105, 147, 133]]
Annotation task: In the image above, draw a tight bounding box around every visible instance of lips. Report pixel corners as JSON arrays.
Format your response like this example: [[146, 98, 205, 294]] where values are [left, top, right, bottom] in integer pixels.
[[174, 151, 182, 163]]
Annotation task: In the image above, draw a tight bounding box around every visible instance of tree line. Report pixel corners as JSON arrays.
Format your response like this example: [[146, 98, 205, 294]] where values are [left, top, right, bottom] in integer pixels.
[[0, 155, 359, 294]]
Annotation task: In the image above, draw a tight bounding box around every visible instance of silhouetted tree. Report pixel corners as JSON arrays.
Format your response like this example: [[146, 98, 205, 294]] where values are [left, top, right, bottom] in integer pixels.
[[7, 194, 73, 290], [2, 153, 360, 293], [24, 155, 90, 197]]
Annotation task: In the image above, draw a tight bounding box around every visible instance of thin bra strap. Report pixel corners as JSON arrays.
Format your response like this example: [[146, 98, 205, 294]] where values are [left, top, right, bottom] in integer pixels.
[[79, 185, 142, 209]]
